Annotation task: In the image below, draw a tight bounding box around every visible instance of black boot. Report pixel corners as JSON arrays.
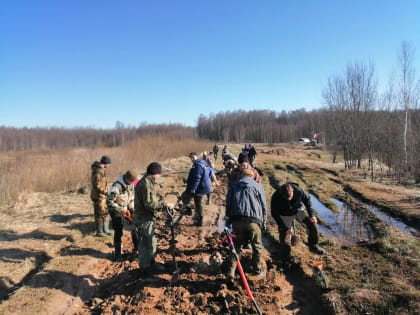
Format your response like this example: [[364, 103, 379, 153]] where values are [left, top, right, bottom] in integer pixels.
[[114, 242, 123, 262], [194, 216, 203, 227]]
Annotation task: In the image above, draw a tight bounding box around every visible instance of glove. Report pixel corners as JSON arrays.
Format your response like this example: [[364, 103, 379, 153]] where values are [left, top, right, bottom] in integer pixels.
[[189, 190, 195, 196], [122, 209, 132, 222]]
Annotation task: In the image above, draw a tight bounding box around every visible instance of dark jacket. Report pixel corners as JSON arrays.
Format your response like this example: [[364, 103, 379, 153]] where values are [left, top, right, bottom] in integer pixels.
[[270, 183, 315, 224], [133, 175, 163, 221], [186, 159, 211, 195], [226, 176, 267, 228]]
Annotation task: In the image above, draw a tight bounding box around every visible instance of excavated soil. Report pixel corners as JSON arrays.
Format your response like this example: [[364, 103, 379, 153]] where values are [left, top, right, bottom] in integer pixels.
[[0, 144, 419, 315]]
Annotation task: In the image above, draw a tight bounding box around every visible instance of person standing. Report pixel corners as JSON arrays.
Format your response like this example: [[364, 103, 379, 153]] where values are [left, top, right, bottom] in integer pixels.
[[212, 143, 219, 160], [133, 162, 171, 275], [248, 144, 257, 167], [203, 151, 215, 169], [181, 152, 211, 226], [271, 183, 326, 262], [90, 155, 112, 237], [107, 170, 138, 262], [225, 168, 267, 283]]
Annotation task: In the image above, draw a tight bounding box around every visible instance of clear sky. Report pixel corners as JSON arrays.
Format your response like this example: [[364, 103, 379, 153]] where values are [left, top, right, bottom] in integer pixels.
[[1, 1, 419, 128]]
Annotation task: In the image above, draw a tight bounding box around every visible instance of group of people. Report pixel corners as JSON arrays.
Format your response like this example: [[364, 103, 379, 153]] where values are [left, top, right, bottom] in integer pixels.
[[90, 157, 169, 274], [221, 145, 325, 283], [90, 145, 325, 280]]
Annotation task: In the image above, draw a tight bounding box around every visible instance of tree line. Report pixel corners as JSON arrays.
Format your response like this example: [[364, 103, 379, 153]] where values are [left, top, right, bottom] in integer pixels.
[[0, 123, 197, 151]]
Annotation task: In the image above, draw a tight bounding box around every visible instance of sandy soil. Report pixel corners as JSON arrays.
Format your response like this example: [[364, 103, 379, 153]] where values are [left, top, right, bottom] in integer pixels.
[[0, 144, 418, 315]]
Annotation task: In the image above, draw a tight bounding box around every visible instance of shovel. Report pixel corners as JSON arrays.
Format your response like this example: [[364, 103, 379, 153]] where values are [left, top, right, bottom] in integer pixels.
[[165, 206, 181, 282], [223, 227, 263, 315]]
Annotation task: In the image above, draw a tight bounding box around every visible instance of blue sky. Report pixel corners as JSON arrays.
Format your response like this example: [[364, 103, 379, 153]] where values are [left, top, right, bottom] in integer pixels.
[[1, 1, 419, 128]]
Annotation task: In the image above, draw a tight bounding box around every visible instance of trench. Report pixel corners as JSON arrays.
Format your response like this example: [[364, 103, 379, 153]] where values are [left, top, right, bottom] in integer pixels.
[[310, 194, 417, 244]]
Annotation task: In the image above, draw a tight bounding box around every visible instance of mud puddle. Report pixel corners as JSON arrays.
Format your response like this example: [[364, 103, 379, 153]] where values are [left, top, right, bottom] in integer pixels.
[[310, 194, 375, 243], [311, 194, 417, 243], [331, 198, 418, 236]]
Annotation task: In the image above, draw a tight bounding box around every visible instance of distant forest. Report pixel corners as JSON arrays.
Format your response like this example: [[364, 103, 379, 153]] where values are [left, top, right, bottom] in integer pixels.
[[0, 123, 196, 150], [1, 107, 419, 182]]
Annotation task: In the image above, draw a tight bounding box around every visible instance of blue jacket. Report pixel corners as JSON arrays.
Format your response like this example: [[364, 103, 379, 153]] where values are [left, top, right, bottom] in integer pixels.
[[186, 159, 212, 195], [226, 176, 267, 228]]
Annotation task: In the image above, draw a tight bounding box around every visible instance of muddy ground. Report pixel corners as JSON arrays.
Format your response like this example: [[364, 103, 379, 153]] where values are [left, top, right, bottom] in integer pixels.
[[0, 144, 419, 315]]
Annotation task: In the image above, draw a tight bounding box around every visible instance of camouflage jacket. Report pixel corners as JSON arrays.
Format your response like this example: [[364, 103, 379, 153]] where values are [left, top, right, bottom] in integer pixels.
[[90, 161, 108, 201], [107, 176, 135, 218]]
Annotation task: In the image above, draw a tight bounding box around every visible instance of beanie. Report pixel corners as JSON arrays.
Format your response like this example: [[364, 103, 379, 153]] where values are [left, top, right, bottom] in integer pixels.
[[189, 152, 197, 157], [238, 153, 249, 164], [124, 169, 138, 181], [100, 155, 111, 165], [147, 162, 162, 175]]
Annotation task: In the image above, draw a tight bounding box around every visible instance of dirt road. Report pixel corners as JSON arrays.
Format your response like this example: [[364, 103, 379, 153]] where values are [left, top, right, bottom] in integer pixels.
[[0, 144, 418, 314]]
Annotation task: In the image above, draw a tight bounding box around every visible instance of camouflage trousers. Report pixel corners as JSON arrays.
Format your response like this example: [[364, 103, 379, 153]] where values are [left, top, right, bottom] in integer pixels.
[[93, 197, 108, 223]]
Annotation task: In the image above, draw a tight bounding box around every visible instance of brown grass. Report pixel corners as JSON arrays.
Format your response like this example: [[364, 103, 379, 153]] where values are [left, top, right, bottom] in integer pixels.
[[0, 136, 210, 207]]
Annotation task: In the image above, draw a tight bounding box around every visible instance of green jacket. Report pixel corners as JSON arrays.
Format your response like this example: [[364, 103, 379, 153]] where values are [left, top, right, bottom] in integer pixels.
[[133, 175, 163, 222]]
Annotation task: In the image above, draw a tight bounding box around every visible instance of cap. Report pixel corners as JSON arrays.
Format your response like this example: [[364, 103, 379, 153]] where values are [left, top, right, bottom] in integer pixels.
[[100, 155, 111, 165], [124, 169, 138, 181]]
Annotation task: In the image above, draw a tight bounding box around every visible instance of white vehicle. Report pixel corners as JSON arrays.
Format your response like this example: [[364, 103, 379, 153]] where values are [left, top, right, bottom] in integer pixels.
[[298, 137, 311, 144]]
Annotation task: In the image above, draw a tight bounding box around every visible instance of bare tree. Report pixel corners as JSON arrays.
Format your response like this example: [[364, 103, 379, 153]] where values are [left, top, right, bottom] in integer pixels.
[[323, 62, 377, 169], [395, 41, 419, 177]]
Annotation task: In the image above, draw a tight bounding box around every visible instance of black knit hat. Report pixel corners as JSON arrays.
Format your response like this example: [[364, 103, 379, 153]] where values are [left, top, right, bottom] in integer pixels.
[[147, 162, 162, 175], [100, 155, 111, 165], [238, 153, 249, 164]]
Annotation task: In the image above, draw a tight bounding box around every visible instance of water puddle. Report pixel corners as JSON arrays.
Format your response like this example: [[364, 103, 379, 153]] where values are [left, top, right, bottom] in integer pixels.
[[309, 194, 417, 243], [310, 194, 374, 243]]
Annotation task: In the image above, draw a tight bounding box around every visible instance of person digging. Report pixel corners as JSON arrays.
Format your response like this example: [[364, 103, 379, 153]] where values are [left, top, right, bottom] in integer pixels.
[[271, 183, 326, 269]]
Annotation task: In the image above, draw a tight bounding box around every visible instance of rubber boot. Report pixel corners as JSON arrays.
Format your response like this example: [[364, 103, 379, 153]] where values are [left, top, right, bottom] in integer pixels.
[[96, 219, 107, 237], [114, 242, 123, 262], [103, 217, 113, 236]]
